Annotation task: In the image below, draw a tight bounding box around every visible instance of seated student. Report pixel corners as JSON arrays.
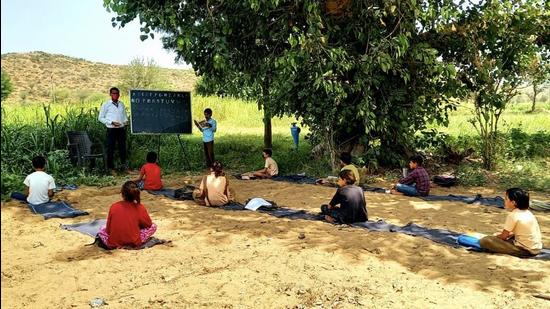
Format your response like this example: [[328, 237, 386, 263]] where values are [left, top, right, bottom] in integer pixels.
[[97, 181, 157, 249], [193, 161, 234, 206], [241, 148, 279, 179], [318, 152, 360, 186], [11, 156, 56, 205], [391, 154, 430, 196], [320, 170, 368, 224], [135, 151, 163, 191], [479, 188, 542, 257]]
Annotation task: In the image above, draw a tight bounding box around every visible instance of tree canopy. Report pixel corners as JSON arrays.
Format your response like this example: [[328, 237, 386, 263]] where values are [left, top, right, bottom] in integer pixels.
[[105, 0, 548, 166], [432, 0, 548, 169], [120, 57, 166, 93]]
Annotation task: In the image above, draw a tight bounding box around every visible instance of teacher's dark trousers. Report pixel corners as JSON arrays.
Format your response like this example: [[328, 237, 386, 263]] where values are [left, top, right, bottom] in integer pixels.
[[203, 141, 215, 168], [106, 127, 127, 169]]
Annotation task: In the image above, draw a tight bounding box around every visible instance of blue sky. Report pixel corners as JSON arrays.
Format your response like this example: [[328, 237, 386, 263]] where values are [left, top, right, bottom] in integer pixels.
[[1, 0, 189, 69]]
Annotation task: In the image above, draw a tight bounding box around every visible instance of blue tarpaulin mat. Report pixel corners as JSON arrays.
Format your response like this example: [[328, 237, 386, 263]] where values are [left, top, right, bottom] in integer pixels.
[[28, 201, 88, 219]]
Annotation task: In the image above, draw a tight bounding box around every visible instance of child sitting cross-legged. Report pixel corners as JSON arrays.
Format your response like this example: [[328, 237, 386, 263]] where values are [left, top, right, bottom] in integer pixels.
[[135, 151, 163, 191], [479, 188, 542, 257], [317, 152, 360, 186], [391, 154, 430, 196], [11, 156, 56, 205], [193, 161, 234, 207], [320, 169, 368, 224], [97, 181, 157, 249], [241, 148, 278, 179]]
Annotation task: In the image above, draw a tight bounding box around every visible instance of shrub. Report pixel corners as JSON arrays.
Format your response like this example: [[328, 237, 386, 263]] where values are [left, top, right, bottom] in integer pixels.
[[506, 128, 550, 159], [1, 173, 24, 200], [498, 159, 550, 192], [456, 164, 488, 187], [1, 69, 13, 101]]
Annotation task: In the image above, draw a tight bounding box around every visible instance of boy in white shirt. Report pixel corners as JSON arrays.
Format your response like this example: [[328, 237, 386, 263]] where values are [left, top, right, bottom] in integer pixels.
[[480, 188, 543, 257], [11, 156, 56, 205]]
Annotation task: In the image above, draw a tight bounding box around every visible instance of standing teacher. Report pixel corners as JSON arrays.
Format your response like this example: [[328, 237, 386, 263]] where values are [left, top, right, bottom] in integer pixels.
[[194, 108, 217, 168], [98, 87, 128, 175]]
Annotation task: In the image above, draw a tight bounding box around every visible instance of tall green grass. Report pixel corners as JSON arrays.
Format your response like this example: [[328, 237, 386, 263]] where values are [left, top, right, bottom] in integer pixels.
[[2, 94, 309, 135]]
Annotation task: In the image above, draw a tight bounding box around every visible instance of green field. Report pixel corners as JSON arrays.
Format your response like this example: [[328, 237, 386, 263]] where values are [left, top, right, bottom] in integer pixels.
[[4, 96, 548, 137], [431, 101, 550, 136]]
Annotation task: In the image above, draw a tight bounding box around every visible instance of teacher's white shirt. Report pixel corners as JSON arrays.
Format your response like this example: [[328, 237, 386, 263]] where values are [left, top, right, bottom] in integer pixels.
[[98, 100, 128, 128]]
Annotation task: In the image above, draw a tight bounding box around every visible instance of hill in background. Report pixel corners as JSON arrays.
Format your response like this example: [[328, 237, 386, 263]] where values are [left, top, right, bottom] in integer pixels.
[[1, 51, 546, 105], [1, 51, 197, 103]]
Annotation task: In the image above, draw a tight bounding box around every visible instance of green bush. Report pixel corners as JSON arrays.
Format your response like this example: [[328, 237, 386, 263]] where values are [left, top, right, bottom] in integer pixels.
[[506, 128, 550, 159], [1, 173, 24, 200], [498, 159, 550, 192], [456, 164, 488, 187], [1, 69, 13, 101]]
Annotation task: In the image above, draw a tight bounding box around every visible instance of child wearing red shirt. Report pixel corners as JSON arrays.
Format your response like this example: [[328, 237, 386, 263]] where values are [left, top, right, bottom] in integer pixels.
[[136, 152, 163, 191], [97, 181, 157, 249]]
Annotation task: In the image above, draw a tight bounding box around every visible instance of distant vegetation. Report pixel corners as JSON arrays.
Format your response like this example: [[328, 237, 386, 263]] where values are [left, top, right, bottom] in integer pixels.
[[1, 69, 13, 101], [0, 51, 197, 103]]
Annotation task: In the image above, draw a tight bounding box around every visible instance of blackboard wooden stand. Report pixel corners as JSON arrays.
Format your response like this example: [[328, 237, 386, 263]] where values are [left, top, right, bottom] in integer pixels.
[[176, 134, 191, 169], [155, 134, 190, 169]]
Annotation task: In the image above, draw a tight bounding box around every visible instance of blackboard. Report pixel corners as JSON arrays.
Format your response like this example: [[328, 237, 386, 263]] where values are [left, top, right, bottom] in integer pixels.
[[130, 90, 192, 134]]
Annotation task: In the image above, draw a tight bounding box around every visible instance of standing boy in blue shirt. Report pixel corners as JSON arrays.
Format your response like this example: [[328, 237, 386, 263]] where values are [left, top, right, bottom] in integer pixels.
[[194, 108, 217, 168]]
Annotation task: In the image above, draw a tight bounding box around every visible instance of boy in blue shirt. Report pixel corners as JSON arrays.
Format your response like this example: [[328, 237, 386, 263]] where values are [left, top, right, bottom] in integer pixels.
[[194, 108, 217, 168]]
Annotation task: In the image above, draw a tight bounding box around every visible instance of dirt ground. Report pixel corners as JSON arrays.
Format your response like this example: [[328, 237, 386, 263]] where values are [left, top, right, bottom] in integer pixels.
[[2, 174, 550, 308]]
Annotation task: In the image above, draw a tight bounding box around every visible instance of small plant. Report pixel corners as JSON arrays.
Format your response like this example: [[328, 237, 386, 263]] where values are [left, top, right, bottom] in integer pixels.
[[456, 164, 488, 187], [1, 173, 24, 200], [46, 150, 75, 180]]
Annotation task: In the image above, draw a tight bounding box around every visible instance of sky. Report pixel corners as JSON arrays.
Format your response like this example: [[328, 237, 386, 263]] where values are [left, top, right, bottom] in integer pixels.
[[1, 0, 190, 69]]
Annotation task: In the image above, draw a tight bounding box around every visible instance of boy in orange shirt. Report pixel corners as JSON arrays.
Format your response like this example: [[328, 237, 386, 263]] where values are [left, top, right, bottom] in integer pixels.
[[135, 152, 163, 191]]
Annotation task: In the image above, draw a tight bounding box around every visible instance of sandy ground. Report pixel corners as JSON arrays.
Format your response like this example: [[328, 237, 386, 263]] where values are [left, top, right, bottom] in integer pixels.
[[2, 174, 550, 308]]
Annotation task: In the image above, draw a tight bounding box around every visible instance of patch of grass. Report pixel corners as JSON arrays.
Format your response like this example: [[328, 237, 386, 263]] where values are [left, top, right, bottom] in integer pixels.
[[429, 102, 550, 136], [497, 159, 550, 193], [1, 173, 25, 200], [455, 163, 489, 187]]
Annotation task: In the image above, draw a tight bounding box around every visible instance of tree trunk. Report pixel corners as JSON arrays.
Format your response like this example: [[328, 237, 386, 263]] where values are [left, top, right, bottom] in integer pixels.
[[531, 84, 538, 112], [263, 111, 272, 149], [262, 77, 272, 150]]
